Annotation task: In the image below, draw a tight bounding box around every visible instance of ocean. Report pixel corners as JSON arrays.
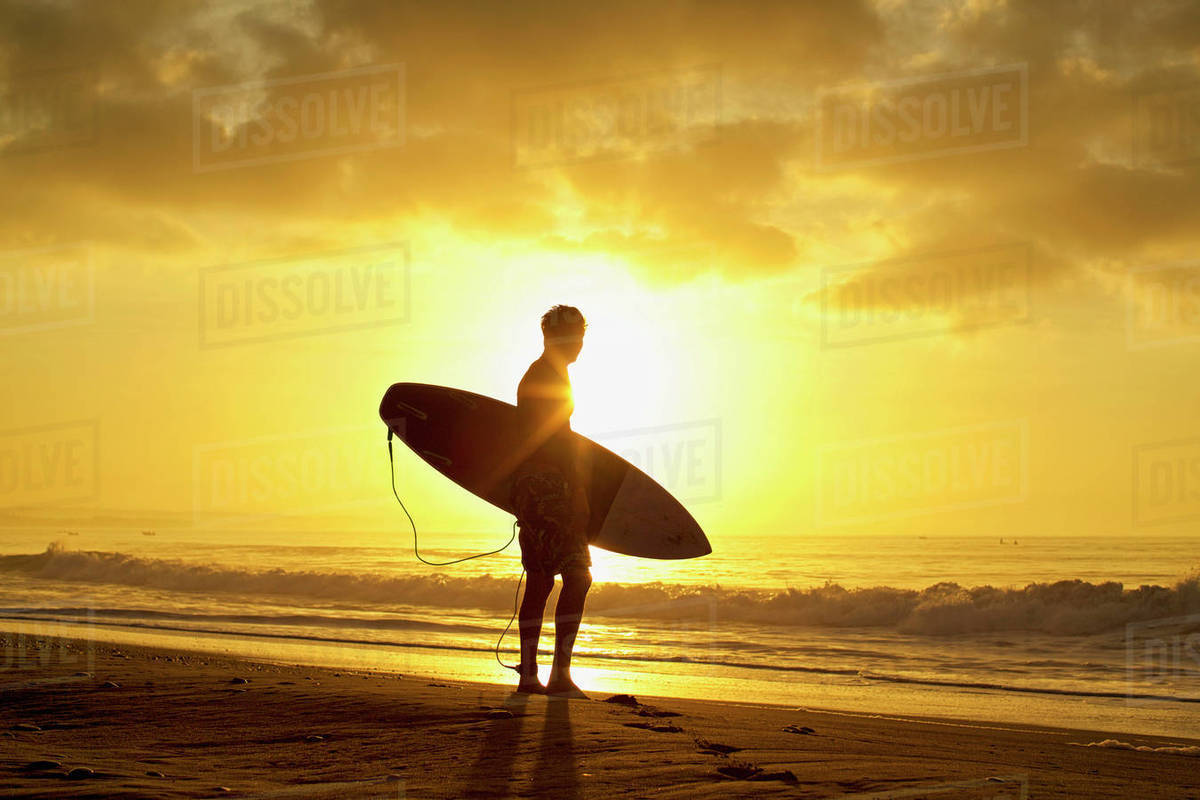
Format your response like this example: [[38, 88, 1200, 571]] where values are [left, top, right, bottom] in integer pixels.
[[1, 528, 1197, 740]]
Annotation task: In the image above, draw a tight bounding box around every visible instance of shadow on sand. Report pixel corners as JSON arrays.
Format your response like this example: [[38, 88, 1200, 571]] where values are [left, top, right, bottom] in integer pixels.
[[461, 693, 580, 799]]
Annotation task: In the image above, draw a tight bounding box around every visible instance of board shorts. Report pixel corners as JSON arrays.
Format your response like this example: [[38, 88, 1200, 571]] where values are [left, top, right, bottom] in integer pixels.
[[510, 463, 591, 576]]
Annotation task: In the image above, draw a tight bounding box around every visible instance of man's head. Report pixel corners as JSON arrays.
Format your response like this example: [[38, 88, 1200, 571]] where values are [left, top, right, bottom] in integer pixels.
[[541, 304, 586, 363]]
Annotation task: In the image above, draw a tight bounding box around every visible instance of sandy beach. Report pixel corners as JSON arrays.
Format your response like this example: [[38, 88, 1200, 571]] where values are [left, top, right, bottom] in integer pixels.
[[0, 633, 1196, 799]]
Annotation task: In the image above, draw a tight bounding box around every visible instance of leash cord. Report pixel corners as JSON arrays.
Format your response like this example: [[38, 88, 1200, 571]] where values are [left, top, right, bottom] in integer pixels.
[[387, 431, 523, 672], [388, 433, 516, 566], [495, 567, 524, 673]]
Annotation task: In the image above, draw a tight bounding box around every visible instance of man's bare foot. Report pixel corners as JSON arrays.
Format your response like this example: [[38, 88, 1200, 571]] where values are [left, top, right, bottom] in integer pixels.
[[516, 664, 545, 694], [545, 678, 588, 699], [516, 676, 546, 694]]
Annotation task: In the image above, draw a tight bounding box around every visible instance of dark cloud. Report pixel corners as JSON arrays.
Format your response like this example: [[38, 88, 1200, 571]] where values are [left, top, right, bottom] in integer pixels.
[[1, 0, 1197, 302]]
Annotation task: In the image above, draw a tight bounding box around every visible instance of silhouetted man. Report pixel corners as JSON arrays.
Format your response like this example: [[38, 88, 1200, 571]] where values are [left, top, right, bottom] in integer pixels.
[[510, 305, 592, 698]]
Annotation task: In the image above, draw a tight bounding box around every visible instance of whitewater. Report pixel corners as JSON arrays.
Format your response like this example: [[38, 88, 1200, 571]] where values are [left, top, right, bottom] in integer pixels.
[[1, 529, 1197, 739]]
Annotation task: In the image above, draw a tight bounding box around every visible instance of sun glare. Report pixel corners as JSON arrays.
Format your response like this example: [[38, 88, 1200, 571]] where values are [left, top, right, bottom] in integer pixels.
[[586, 547, 644, 586], [572, 331, 667, 434], [570, 285, 678, 437]]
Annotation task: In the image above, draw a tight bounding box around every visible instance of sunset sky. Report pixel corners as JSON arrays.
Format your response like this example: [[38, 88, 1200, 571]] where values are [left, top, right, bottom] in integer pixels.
[[1, 0, 1198, 541]]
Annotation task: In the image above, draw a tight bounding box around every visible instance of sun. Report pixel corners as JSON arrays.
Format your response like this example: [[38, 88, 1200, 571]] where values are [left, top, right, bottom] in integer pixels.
[[584, 547, 624, 585], [568, 289, 676, 437]]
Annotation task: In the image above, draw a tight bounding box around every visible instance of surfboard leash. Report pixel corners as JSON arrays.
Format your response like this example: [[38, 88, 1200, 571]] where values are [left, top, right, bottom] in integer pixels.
[[387, 430, 517, 566], [495, 566, 524, 674], [386, 430, 524, 673]]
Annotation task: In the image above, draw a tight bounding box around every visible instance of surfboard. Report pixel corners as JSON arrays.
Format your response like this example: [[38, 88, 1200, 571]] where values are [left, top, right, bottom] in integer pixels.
[[380, 382, 711, 560]]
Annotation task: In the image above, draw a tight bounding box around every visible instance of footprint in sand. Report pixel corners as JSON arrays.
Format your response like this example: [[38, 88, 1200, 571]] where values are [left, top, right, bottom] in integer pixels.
[[697, 736, 800, 785], [623, 721, 683, 733], [716, 762, 799, 784], [695, 736, 742, 755], [604, 694, 684, 719], [717, 763, 759, 779], [635, 705, 682, 718]]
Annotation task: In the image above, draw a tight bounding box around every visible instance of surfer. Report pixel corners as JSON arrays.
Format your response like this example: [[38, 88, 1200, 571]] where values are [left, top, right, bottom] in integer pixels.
[[510, 305, 592, 698]]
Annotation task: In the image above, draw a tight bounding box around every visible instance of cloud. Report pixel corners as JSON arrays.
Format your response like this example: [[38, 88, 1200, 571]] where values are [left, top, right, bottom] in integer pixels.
[[0, 0, 1198, 314]]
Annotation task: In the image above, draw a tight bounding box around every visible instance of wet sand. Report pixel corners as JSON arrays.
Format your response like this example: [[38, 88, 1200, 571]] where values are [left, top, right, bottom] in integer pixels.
[[1, 633, 1198, 798]]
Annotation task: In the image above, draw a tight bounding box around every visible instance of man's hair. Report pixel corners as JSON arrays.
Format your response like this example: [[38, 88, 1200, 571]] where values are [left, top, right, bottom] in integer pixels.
[[541, 304, 587, 339]]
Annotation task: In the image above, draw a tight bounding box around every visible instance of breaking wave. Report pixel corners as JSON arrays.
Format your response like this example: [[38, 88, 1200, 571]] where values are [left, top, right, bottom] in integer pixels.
[[3, 544, 1199, 636]]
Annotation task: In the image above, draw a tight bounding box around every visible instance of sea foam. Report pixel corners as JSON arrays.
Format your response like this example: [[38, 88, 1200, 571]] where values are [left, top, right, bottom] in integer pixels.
[[3, 544, 1199, 636]]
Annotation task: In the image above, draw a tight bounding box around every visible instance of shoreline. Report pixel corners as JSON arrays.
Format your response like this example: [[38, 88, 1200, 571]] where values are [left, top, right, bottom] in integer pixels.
[[2, 632, 1199, 798], [6, 612, 1199, 704], [2, 616, 1198, 742]]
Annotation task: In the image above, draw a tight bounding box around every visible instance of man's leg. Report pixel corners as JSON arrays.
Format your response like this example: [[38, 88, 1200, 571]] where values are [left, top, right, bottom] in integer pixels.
[[547, 566, 592, 696], [517, 570, 555, 691]]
